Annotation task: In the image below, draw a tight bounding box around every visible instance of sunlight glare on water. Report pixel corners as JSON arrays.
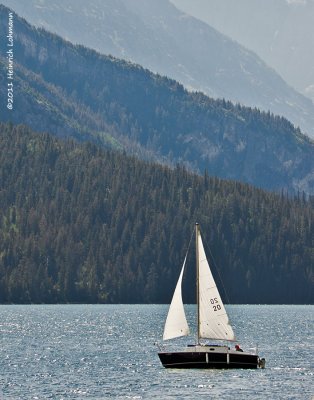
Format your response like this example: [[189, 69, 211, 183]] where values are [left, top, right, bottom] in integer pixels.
[[0, 304, 313, 399]]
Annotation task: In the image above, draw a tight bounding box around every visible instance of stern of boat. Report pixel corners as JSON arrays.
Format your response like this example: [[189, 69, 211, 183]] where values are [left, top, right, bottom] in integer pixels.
[[258, 357, 266, 369]]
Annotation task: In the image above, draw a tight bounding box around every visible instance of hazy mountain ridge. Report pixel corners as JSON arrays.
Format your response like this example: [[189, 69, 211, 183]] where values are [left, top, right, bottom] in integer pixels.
[[171, 0, 314, 103], [2, 0, 314, 139], [0, 4, 314, 195]]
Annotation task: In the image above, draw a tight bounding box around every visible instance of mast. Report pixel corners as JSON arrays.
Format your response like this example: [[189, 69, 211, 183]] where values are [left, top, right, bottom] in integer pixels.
[[195, 222, 200, 345]]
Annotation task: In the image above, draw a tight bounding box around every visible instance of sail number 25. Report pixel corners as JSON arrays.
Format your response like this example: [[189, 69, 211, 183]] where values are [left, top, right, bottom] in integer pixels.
[[210, 297, 221, 311]]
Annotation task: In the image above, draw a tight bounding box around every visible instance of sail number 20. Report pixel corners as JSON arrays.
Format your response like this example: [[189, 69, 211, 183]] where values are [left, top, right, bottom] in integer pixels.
[[210, 297, 221, 311]]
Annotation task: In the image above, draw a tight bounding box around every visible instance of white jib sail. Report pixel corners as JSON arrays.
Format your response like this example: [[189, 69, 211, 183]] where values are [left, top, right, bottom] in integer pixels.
[[198, 232, 235, 341], [163, 256, 190, 341]]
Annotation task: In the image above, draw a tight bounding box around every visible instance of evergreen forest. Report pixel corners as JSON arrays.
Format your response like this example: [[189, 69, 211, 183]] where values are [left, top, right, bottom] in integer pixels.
[[0, 123, 313, 304]]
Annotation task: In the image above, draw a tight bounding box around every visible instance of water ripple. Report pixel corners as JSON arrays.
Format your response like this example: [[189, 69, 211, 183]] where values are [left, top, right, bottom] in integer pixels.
[[0, 304, 313, 399]]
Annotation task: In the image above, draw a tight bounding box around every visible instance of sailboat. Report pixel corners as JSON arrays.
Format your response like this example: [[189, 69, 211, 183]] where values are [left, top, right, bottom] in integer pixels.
[[158, 223, 265, 369]]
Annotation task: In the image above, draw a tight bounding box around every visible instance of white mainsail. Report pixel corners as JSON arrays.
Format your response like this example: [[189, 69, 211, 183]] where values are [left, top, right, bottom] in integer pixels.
[[163, 256, 190, 340], [197, 230, 235, 341]]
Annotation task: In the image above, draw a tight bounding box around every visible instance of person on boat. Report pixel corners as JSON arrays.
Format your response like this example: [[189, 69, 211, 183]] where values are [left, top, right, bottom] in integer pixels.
[[235, 344, 243, 352]]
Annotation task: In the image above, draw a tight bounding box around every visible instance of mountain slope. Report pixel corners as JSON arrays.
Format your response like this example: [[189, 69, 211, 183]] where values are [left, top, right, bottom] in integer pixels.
[[0, 4, 314, 195], [2, 0, 314, 138], [1, 122, 313, 304], [172, 0, 314, 103]]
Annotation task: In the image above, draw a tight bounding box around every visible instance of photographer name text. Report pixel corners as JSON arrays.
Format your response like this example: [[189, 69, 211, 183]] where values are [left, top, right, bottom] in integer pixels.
[[6, 11, 14, 110]]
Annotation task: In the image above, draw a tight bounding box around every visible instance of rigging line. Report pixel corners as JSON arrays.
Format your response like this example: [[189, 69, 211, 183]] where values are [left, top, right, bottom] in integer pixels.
[[179, 224, 196, 297], [183, 223, 196, 270], [188, 224, 197, 254], [200, 226, 232, 306]]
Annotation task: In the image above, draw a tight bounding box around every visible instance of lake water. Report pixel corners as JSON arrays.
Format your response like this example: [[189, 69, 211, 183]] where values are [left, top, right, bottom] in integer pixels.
[[0, 305, 313, 399]]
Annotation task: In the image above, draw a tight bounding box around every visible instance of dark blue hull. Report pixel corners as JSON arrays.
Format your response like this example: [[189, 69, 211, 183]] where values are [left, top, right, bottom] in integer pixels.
[[158, 350, 260, 369]]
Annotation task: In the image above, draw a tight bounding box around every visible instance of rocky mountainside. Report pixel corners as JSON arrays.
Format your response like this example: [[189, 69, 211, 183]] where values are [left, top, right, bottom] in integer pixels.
[[2, 0, 314, 139], [0, 4, 313, 195]]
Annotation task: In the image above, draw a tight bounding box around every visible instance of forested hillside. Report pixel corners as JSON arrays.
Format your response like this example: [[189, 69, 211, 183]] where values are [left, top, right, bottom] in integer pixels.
[[0, 123, 313, 304], [1, 5, 314, 195]]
